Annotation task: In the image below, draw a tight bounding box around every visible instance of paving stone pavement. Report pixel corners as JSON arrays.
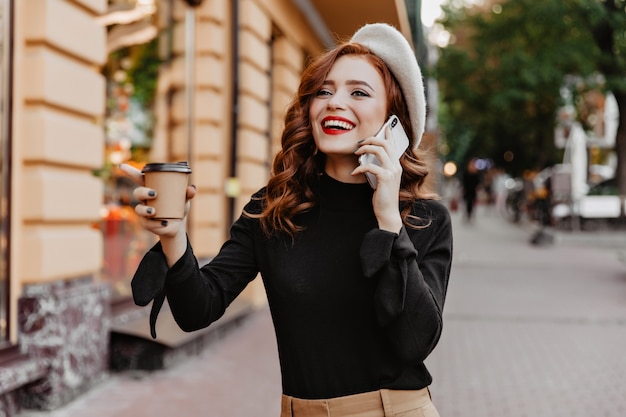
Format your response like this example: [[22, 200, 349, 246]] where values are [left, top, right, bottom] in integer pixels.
[[18, 205, 626, 417], [18, 307, 283, 417], [426, 206, 626, 417]]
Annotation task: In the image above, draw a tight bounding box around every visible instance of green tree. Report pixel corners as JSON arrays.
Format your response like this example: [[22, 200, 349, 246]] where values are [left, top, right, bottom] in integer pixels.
[[435, 0, 625, 191]]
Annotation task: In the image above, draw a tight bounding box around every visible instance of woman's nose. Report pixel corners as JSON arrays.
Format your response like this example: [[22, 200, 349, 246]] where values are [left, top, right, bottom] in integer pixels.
[[327, 91, 347, 110]]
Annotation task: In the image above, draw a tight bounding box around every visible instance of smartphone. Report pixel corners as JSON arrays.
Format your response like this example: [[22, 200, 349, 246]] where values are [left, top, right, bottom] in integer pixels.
[[358, 115, 409, 189]]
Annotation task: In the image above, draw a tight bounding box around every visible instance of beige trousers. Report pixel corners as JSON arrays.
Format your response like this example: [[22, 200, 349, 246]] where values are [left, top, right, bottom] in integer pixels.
[[280, 387, 440, 417]]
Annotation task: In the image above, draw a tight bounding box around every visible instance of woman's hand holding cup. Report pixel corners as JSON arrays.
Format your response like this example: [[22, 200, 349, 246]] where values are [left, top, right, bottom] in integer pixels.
[[118, 162, 196, 239]]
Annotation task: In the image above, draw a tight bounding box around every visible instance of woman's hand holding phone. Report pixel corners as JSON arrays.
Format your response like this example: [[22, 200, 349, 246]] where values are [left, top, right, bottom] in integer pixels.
[[353, 115, 407, 233], [356, 115, 409, 188]]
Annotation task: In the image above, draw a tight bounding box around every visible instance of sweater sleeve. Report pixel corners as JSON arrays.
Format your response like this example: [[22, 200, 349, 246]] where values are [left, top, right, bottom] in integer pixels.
[[164, 213, 260, 332], [131, 196, 263, 337], [360, 201, 453, 364]]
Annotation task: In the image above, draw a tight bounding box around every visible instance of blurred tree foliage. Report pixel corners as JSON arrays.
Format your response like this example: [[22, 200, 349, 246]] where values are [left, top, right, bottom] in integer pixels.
[[435, 0, 626, 189], [126, 38, 161, 110]]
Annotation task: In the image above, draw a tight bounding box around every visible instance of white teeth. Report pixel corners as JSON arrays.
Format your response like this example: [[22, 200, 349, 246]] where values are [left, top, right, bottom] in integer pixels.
[[323, 120, 354, 130]]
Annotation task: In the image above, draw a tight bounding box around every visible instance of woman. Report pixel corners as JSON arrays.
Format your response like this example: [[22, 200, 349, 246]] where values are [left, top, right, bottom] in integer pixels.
[[122, 23, 452, 417]]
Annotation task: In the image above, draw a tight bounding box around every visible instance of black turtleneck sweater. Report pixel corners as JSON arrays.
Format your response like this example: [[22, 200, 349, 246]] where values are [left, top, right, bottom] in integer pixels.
[[137, 174, 453, 400]]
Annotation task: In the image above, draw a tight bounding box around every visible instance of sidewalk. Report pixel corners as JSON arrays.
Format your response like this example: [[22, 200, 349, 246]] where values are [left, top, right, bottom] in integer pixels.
[[427, 205, 626, 417], [18, 306, 282, 417], [18, 205, 626, 417]]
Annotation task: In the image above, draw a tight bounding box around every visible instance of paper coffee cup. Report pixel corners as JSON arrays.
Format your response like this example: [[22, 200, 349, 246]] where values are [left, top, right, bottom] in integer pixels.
[[141, 162, 192, 219]]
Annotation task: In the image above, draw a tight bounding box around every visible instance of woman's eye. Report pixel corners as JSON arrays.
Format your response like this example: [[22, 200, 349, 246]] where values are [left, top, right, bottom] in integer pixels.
[[316, 89, 332, 97], [352, 90, 369, 97]]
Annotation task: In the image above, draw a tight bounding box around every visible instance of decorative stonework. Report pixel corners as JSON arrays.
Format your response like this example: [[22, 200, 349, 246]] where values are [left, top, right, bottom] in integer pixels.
[[0, 355, 48, 416], [0, 391, 19, 417], [17, 277, 111, 410]]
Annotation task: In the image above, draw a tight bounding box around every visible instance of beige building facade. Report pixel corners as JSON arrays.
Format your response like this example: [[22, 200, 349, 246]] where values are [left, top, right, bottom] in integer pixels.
[[0, 0, 429, 414]]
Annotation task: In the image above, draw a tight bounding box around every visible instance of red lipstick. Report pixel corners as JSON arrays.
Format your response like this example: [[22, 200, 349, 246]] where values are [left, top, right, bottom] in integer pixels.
[[321, 116, 355, 135]]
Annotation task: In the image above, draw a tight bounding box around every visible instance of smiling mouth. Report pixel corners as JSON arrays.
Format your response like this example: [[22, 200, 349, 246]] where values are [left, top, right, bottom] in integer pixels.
[[322, 120, 355, 132]]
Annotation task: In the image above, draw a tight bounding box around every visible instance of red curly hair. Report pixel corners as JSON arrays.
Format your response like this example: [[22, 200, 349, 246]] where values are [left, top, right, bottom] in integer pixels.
[[247, 43, 435, 237]]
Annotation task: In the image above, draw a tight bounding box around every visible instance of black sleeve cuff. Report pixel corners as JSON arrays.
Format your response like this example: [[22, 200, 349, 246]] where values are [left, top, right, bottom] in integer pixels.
[[360, 229, 398, 278], [130, 241, 173, 339], [360, 227, 419, 326], [131, 241, 168, 306]]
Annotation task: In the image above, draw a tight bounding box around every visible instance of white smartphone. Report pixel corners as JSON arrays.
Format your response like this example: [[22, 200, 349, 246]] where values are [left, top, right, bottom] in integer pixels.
[[358, 115, 409, 189]]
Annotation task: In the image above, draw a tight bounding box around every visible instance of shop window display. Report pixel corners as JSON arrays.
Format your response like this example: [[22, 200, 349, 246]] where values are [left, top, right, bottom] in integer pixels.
[[96, 2, 162, 300]]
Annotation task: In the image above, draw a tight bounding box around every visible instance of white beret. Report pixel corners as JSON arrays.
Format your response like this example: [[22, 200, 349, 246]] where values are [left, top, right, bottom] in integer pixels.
[[350, 23, 426, 148]]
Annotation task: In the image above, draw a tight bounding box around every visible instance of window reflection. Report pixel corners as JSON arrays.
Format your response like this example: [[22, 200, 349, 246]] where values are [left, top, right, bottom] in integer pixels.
[[95, 1, 160, 301]]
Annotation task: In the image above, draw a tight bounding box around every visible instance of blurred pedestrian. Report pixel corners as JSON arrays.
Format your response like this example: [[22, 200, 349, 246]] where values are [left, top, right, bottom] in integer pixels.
[[491, 166, 509, 214], [121, 23, 452, 417], [461, 158, 481, 222]]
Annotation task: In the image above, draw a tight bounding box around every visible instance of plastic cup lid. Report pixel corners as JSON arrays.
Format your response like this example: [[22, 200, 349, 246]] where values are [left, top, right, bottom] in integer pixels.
[[141, 161, 192, 173]]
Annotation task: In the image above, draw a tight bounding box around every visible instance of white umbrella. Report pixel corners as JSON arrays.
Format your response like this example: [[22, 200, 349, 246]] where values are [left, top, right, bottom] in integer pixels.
[[562, 122, 588, 207]]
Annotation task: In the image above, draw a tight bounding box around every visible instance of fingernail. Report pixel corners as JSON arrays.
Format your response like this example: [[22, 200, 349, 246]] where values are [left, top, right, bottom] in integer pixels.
[[146, 207, 154, 214], [191, 184, 197, 190], [148, 190, 156, 197], [161, 220, 168, 227]]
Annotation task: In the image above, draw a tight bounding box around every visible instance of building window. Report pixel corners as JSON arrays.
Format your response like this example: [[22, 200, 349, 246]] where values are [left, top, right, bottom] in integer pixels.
[[0, 0, 12, 344], [95, 1, 162, 301]]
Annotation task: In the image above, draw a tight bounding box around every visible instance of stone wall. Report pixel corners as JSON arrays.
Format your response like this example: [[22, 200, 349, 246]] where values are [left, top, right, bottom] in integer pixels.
[[17, 278, 110, 410]]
